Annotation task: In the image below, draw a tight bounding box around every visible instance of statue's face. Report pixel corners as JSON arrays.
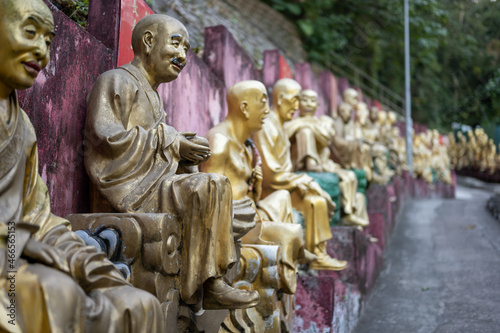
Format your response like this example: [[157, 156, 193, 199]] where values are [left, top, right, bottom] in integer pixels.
[[338, 104, 352, 123], [299, 89, 318, 117], [343, 89, 358, 107], [378, 111, 387, 125], [150, 20, 190, 84], [387, 111, 396, 125], [246, 85, 269, 132], [0, 0, 54, 95], [356, 103, 368, 125], [277, 85, 300, 123]]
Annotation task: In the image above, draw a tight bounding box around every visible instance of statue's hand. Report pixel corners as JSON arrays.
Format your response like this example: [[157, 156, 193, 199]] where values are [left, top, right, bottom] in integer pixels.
[[179, 132, 212, 164], [251, 166, 263, 202], [22, 238, 69, 273], [308, 181, 335, 207]]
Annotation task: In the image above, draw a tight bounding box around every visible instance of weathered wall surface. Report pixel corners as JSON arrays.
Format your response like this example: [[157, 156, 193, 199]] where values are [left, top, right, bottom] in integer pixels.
[[18, 0, 114, 217], [160, 51, 226, 136]]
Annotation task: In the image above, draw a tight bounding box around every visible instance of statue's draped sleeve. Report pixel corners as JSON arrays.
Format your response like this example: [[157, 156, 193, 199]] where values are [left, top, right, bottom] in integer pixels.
[[85, 66, 180, 212], [19, 109, 128, 290], [253, 112, 314, 197]]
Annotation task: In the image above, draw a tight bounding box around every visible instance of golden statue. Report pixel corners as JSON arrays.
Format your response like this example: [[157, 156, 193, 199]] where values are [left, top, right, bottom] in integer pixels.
[[253, 78, 347, 271], [84, 14, 259, 310], [0, 0, 165, 331], [352, 102, 394, 184], [486, 139, 497, 175], [455, 131, 468, 170], [447, 132, 457, 169], [284, 89, 369, 227], [331, 88, 373, 181], [413, 133, 433, 183], [202, 80, 313, 331]]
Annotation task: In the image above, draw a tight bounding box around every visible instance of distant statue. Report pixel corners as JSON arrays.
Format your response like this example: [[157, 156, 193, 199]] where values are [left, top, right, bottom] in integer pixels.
[[285, 89, 369, 227], [253, 79, 347, 271], [84, 14, 259, 310], [352, 103, 393, 184], [331, 88, 373, 181], [0, 0, 164, 331]]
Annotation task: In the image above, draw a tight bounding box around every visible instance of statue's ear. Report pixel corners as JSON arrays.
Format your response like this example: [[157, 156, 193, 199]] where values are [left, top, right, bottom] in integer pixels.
[[277, 93, 284, 106], [240, 101, 250, 119], [143, 31, 155, 55]]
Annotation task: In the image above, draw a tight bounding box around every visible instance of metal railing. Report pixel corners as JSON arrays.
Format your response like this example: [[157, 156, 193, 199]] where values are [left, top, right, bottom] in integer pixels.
[[324, 53, 406, 118]]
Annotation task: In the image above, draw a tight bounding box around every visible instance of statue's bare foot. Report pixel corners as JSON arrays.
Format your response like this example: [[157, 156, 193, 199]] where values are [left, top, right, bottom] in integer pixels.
[[203, 277, 260, 310]]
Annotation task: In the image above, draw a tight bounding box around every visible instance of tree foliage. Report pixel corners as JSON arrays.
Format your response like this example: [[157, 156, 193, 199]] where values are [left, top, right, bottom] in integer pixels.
[[260, 0, 500, 131]]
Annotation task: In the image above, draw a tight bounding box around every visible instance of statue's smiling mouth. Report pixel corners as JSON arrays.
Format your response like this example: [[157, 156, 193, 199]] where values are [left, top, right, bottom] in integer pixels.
[[172, 58, 184, 70]]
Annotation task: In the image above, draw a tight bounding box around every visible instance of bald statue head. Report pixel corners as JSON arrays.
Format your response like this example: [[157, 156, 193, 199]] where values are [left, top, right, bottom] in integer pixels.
[[377, 110, 387, 126], [355, 102, 369, 126], [0, 0, 54, 98], [299, 89, 318, 117], [226, 80, 269, 133], [387, 111, 397, 126], [272, 78, 301, 123], [338, 103, 352, 124], [131, 14, 190, 88], [343, 88, 358, 107]]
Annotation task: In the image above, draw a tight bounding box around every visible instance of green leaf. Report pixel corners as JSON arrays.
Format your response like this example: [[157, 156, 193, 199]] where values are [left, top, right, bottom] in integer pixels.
[[297, 20, 314, 36]]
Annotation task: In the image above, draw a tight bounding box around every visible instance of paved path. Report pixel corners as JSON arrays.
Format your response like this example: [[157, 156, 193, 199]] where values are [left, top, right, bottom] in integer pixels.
[[354, 184, 500, 333]]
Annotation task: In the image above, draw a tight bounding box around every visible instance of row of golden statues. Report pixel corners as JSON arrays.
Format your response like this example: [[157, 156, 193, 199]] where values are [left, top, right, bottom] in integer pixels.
[[449, 128, 499, 175], [412, 129, 453, 185], [0, 1, 453, 331]]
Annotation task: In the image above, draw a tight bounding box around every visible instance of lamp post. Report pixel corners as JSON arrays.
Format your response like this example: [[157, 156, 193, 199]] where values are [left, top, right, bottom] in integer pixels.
[[405, 0, 413, 172]]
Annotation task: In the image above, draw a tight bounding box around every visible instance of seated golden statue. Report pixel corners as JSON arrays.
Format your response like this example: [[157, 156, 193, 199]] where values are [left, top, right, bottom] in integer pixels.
[[0, 0, 164, 331], [331, 88, 373, 181], [353, 103, 393, 184], [84, 14, 259, 310], [253, 78, 347, 271], [202, 80, 312, 331], [486, 139, 497, 175], [285, 89, 369, 227], [455, 131, 468, 170], [413, 133, 433, 183], [203, 80, 310, 291]]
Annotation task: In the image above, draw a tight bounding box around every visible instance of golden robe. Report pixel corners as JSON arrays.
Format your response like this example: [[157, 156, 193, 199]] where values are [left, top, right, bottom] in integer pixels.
[[203, 121, 305, 293], [285, 115, 368, 225], [84, 64, 236, 301], [253, 111, 333, 253], [0, 92, 163, 332]]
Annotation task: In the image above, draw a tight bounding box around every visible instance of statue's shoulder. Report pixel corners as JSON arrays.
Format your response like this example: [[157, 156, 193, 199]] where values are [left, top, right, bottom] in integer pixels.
[[206, 123, 232, 154], [94, 67, 138, 90]]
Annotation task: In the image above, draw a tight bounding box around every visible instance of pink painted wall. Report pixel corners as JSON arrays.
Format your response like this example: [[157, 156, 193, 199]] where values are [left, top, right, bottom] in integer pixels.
[[159, 51, 226, 137], [319, 71, 339, 118], [294, 62, 328, 117], [262, 50, 294, 102], [204, 25, 262, 91], [18, 0, 114, 216]]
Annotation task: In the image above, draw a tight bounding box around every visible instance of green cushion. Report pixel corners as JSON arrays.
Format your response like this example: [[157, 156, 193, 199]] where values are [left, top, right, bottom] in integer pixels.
[[350, 168, 368, 194], [296, 172, 341, 226]]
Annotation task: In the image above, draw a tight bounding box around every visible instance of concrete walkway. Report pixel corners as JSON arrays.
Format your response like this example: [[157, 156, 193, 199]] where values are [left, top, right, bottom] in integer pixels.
[[354, 183, 500, 333]]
